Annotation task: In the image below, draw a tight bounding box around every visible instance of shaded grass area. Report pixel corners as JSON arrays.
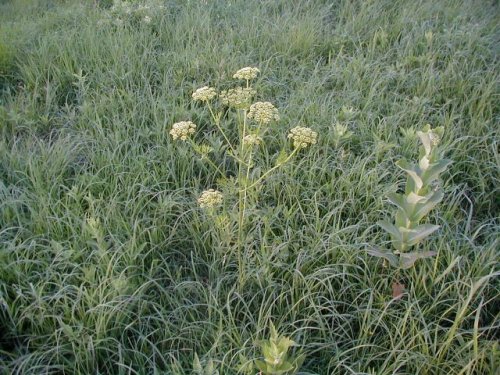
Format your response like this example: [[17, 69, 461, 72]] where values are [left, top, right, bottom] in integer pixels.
[[0, 0, 498, 373]]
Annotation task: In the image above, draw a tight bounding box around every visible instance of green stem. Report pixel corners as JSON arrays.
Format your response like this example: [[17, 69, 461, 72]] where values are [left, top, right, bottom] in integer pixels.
[[187, 139, 226, 179], [242, 147, 299, 192], [237, 109, 249, 287], [207, 102, 237, 155]]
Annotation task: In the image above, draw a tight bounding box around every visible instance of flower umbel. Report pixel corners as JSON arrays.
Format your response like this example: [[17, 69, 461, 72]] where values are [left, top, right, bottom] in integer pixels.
[[219, 87, 256, 109], [192, 86, 217, 102], [248, 102, 280, 124], [288, 126, 318, 149], [242, 134, 263, 147], [170, 121, 196, 141], [233, 67, 260, 80], [198, 189, 223, 209]]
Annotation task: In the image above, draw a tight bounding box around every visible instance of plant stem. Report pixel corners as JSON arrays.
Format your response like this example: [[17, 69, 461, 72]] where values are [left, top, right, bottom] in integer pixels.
[[187, 139, 226, 179], [207, 102, 237, 155], [242, 147, 299, 192]]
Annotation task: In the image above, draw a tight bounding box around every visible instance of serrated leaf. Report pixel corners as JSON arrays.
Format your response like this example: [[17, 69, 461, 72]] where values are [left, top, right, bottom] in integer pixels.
[[400, 251, 437, 269]]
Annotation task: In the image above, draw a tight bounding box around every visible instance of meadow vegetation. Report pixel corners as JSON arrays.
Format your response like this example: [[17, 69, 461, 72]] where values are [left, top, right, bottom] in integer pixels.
[[0, 0, 498, 374]]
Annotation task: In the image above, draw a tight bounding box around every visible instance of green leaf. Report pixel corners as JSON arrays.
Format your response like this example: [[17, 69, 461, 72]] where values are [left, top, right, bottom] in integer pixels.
[[412, 190, 444, 222], [293, 352, 306, 372], [193, 353, 202, 374], [395, 209, 410, 229], [255, 359, 268, 372], [396, 159, 423, 191], [206, 359, 215, 375], [405, 224, 440, 246], [422, 159, 452, 185], [400, 251, 437, 269], [378, 220, 402, 241], [387, 193, 407, 211], [275, 362, 294, 373], [277, 336, 296, 351], [366, 245, 399, 268], [275, 149, 288, 166], [417, 130, 432, 155]]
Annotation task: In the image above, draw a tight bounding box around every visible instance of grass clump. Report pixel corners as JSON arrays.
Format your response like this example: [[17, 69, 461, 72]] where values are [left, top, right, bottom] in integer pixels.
[[0, 0, 498, 374]]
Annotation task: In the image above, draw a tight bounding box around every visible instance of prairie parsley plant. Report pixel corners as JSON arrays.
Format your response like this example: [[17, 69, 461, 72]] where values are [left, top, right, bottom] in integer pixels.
[[169, 67, 317, 287]]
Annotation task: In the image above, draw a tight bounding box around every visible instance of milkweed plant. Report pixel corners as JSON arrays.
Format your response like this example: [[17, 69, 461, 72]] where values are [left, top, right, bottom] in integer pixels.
[[368, 124, 452, 269]]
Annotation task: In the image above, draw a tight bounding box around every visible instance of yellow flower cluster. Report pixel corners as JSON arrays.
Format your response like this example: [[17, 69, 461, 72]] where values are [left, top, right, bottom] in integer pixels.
[[169, 121, 196, 141], [243, 134, 263, 147], [219, 87, 256, 109], [233, 67, 260, 80], [288, 126, 318, 148], [248, 102, 280, 124], [192, 86, 217, 102], [197, 189, 223, 209]]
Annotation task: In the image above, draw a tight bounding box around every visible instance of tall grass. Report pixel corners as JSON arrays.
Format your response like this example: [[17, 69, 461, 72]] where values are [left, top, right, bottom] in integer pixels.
[[0, 0, 498, 374]]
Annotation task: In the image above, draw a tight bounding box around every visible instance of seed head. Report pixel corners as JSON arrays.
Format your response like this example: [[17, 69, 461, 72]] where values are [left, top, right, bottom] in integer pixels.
[[288, 126, 318, 149], [192, 86, 217, 102], [233, 67, 260, 80], [198, 189, 223, 209], [248, 102, 280, 124], [169, 121, 196, 141]]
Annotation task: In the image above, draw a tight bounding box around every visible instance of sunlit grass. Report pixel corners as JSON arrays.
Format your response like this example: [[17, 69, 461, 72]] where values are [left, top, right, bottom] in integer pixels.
[[0, 0, 498, 374]]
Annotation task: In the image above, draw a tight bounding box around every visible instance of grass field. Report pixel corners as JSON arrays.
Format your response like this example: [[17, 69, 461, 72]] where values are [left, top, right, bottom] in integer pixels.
[[0, 0, 499, 374]]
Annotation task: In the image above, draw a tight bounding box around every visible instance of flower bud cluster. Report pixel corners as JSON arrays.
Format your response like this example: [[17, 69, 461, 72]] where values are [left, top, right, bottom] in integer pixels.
[[243, 134, 263, 147], [197, 189, 223, 209], [169, 121, 196, 141], [192, 86, 217, 102], [288, 126, 318, 148], [219, 87, 256, 109], [233, 67, 260, 80], [248, 102, 280, 124]]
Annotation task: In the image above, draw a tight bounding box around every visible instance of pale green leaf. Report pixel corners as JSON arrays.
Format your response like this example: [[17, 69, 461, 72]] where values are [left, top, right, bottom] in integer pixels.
[[400, 251, 437, 269], [422, 159, 452, 185], [193, 353, 202, 374], [412, 190, 444, 222], [396, 159, 423, 190], [406, 224, 440, 246], [366, 245, 399, 268], [378, 220, 402, 241]]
